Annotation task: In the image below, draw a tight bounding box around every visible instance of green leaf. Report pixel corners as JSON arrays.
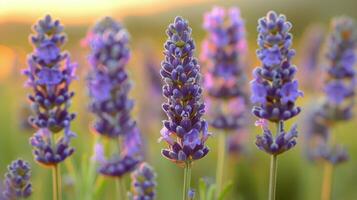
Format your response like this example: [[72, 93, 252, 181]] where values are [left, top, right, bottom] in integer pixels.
[[218, 181, 234, 200], [199, 178, 207, 200], [207, 184, 216, 200]]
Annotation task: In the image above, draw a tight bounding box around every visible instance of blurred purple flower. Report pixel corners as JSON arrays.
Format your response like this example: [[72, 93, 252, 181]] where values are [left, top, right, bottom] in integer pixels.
[[303, 17, 357, 166], [318, 144, 349, 165], [3, 159, 32, 199], [86, 17, 142, 177], [130, 163, 157, 200], [322, 17, 357, 121], [24, 15, 77, 165], [160, 16, 210, 165], [201, 6, 249, 133], [325, 81, 349, 105]]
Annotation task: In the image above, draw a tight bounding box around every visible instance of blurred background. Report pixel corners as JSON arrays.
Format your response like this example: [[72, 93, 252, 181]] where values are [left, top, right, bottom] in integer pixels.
[[1, 0, 357, 199]]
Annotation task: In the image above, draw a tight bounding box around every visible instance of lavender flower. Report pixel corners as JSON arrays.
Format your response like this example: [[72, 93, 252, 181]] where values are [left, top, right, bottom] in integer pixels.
[[201, 6, 248, 131], [318, 144, 348, 165], [255, 122, 298, 155], [3, 159, 32, 200], [87, 17, 141, 177], [24, 15, 77, 166], [188, 189, 195, 200], [303, 17, 356, 167], [129, 163, 157, 200], [251, 11, 302, 155], [321, 17, 357, 121], [304, 109, 349, 165], [160, 16, 210, 165]]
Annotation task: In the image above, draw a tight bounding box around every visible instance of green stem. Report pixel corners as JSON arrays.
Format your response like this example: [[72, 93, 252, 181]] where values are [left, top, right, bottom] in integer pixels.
[[216, 131, 226, 198], [183, 162, 192, 200], [321, 161, 334, 200], [52, 164, 62, 200], [268, 122, 282, 200], [268, 154, 278, 200], [116, 178, 127, 200]]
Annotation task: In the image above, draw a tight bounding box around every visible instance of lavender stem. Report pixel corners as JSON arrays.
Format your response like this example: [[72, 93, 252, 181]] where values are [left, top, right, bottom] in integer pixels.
[[216, 131, 226, 198], [116, 178, 127, 200], [269, 154, 278, 200], [52, 164, 62, 200], [321, 163, 334, 200], [183, 162, 192, 200], [269, 122, 281, 200]]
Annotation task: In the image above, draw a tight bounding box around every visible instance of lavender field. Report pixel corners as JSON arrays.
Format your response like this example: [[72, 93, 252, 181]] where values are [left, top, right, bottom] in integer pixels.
[[1, 0, 357, 200]]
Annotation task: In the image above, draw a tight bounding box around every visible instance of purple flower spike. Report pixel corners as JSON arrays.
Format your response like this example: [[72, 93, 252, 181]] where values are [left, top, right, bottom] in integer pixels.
[[160, 16, 210, 165], [322, 16, 357, 121], [252, 11, 302, 155], [318, 144, 349, 165], [256, 123, 298, 155], [3, 159, 32, 199], [88, 17, 134, 139], [252, 11, 303, 123], [24, 15, 77, 165], [87, 17, 142, 177], [201, 6, 249, 131], [303, 17, 357, 166], [130, 163, 157, 200], [30, 129, 74, 166]]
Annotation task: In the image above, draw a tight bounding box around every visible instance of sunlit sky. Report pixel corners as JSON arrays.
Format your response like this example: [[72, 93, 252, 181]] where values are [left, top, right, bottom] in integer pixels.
[[0, 0, 208, 24]]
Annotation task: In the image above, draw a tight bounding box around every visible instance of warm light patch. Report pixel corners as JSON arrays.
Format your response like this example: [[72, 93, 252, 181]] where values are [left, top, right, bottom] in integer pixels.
[[0, 45, 15, 81]]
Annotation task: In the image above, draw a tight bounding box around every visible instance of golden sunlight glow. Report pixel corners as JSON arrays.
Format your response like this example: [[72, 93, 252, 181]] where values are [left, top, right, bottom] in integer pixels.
[[0, 0, 209, 24], [0, 45, 15, 81]]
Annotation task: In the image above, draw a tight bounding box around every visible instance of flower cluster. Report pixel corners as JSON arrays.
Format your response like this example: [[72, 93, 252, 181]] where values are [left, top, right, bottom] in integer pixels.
[[303, 17, 356, 166], [129, 163, 157, 200], [24, 15, 77, 166], [304, 109, 349, 165], [251, 11, 302, 155], [255, 121, 298, 155], [201, 6, 248, 131], [3, 159, 32, 200], [87, 17, 141, 177], [160, 17, 210, 165], [321, 17, 357, 121]]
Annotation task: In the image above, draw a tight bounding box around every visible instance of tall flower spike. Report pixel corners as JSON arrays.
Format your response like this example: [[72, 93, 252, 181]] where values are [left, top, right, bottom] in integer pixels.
[[160, 16, 210, 165], [322, 16, 357, 122], [129, 163, 157, 200], [24, 15, 77, 166], [252, 11, 303, 123], [88, 17, 133, 138], [201, 6, 249, 131], [3, 159, 32, 200], [252, 11, 302, 155], [87, 17, 141, 177]]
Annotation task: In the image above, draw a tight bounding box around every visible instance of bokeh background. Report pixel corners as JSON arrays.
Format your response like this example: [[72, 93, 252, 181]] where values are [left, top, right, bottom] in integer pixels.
[[1, 0, 357, 199]]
